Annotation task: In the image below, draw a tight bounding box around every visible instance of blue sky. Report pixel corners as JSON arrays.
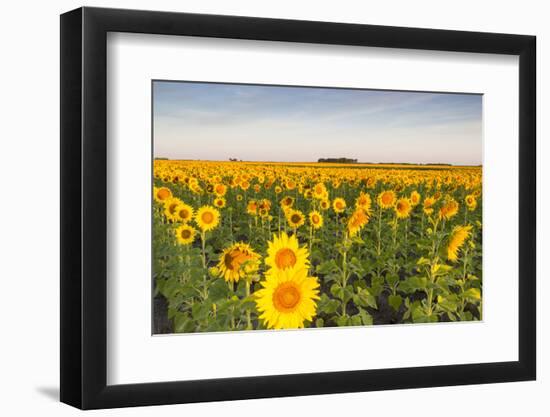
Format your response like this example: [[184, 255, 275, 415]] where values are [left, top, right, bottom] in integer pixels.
[[153, 81, 482, 165]]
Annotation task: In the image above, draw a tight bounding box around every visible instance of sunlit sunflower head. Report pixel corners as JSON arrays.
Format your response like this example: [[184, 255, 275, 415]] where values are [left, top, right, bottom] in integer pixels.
[[355, 192, 372, 214], [255, 267, 320, 330], [246, 200, 258, 216], [163, 197, 182, 222], [153, 186, 172, 203], [195, 205, 221, 232], [423, 196, 436, 215], [175, 202, 194, 223], [240, 180, 250, 191], [236, 194, 243, 201], [320, 199, 330, 211], [285, 180, 296, 190], [286, 209, 305, 229], [333, 197, 347, 213], [395, 198, 412, 219], [377, 190, 396, 209], [465, 194, 477, 211], [439, 198, 459, 220], [447, 225, 473, 262], [214, 197, 226, 209], [347, 208, 369, 237], [265, 232, 309, 273], [214, 183, 227, 197], [308, 210, 324, 229], [280, 196, 294, 209], [217, 242, 260, 283], [313, 182, 327, 199], [410, 191, 421, 206], [274, 185, 282, 194], [175, 224, 196, 245]]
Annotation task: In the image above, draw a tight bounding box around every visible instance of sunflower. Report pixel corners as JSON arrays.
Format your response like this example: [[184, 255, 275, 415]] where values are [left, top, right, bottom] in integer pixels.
[[308, 210, 324, 229], [217, 242, 260, 283], [265, 232, 309, 273], [313, 182, 327, 200], [286, 209, 305, 229], [347, 208, 369, 237], [447, 225, 473, 262], [319, 199, 330, 211], [410, 190, 421, 206], [465, 194, 477, 211], [175, 224, 196, 245], [355, 192, 372, 214], [395, 198, 412, 219], [333, 197, 347, 213], [246, 200, 258, 216], [423, 196, 436, 215], [175, 202, 194, 223], [153, 186, 172, 203], [195, 205, 220, 232], [439, 198, 459, 220], [163, 197, 182, 221], [213, 197, 226, 209], [236, 194, 243, 201], [377, 190, 396, 209], [255, 267, 320, 329], [274, 185, 282, 194], [280, 196, 294, 209], [214, 183, 227, 196]]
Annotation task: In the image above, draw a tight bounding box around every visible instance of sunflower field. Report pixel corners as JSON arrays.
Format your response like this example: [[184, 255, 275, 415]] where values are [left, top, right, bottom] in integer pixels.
[[153, 160, 482, 333]]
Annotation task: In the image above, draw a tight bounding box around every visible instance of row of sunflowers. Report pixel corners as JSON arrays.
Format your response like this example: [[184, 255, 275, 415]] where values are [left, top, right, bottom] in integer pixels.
[[153, 160, 482, 333]]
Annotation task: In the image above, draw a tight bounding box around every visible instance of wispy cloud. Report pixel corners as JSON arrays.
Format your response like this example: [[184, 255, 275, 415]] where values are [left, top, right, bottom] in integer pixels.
[[153, 81, 482, 165]]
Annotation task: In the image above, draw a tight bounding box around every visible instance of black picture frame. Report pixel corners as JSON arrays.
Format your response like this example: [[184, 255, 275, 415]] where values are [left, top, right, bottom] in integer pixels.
[[60, 6, 536, 410]]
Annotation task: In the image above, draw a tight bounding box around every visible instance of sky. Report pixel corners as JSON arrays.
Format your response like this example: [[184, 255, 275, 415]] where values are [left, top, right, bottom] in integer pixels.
[[153, 81, 482, 165]]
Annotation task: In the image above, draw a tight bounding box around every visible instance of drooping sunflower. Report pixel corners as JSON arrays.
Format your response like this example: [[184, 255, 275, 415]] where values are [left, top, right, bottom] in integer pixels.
[[175, 202, 194, 223], [465, 194, 477, 211], [308, 210, 324, 229], [265, 232, 309, 273], [286, 208, 305, 229], [195, 205, 220, 232], [377, 190, 396, 209], [410, 190, 421, 206], [255, 267, 320, 330], [439, 198, 459, 220], [355, 191, 372, 214], [394, 198, 412, 219], [332, 197, 347, 213], [217, 242, 260, 283], [447, 225, 473, 262], [213, 197, 226, 209], [423, 196, 436, 215], [153, 186, 172, 203], [347, 208, 369, 237], [175, 224, 196, 245]]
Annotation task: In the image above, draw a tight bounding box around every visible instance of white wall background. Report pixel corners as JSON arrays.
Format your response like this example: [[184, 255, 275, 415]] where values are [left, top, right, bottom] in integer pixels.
[[0, 0, 545, 415]]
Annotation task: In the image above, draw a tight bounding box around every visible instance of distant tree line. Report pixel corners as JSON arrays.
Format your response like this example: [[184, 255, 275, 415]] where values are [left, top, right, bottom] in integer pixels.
[[318, 157, 358, 163]]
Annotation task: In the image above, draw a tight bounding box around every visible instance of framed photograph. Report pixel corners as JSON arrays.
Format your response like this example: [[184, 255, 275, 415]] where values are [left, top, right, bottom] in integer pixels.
[[60, 6, 536, 409]]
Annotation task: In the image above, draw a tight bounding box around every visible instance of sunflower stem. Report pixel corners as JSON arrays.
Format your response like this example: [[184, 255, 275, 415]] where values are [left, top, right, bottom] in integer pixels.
[[245, 280, 252, 330], [200, 231, 208, 299], [341, 234, 349, 317]]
